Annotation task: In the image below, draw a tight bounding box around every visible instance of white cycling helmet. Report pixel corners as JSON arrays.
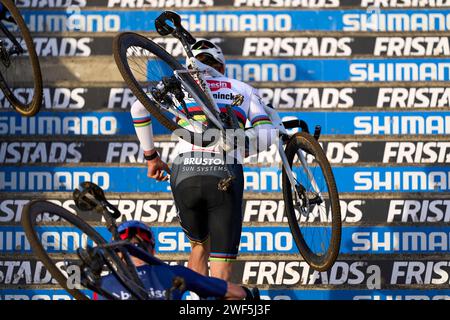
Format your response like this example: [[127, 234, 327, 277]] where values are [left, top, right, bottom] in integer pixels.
[[189, 39, 225, 68]]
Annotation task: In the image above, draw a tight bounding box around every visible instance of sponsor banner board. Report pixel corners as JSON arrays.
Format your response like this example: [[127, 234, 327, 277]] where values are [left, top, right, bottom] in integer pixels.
[[3, 86, 449, 111], [2, 111, 450, 136], [2, 258, 450, 287], [1, 288, 450, 300], [19, 10, 450, 33], [5, 197, 450, 225], [15, 0, 450, 8], [1, 165, 450, 193], [2, 225, 450, 254], [2, 139, 450, 165], [19, 36, 450, 58], [145, 58, 450, 82]]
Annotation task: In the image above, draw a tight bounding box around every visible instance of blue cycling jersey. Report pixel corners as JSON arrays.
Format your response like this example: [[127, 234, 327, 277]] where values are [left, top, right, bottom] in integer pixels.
[[94, 264, 228, 300]]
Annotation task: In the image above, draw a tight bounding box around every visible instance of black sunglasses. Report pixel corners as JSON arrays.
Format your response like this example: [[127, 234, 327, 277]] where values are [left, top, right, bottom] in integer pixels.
[[192, 40, 216, 50]]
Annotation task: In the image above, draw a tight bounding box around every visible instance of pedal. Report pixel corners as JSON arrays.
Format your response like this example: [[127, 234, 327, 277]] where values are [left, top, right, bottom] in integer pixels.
[[218, 176, 235, 191]]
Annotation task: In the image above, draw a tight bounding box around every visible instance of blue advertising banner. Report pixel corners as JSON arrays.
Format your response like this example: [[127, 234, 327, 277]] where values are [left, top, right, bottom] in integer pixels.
[[1, 166, 450, 193], [20, 10, 450, 33], [2, 289, 450, 300], [149, 58, 450, 82], [3, 226, 449, 254], [258, 289, 450, 300], [0, 111, 169, 136], [0, 289, 86, 300], [1, 111, 449, 136], [246, 166, 450, 193]]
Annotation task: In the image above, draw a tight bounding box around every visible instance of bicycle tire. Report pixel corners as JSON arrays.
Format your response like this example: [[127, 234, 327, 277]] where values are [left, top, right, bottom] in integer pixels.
[[113, 32, 218, 147], [0, 0, 42, 116], [282, 132, 341, 271]]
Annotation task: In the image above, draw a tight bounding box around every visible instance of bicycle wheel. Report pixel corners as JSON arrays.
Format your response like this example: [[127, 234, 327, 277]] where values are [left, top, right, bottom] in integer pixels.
[[21, 200, 136, 300], [0, 0, 42, 116], [282, 132, 341, 271], [113, 32, 220, 147]]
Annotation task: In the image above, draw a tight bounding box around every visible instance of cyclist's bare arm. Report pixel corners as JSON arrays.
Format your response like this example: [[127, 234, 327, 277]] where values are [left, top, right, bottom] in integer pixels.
[[245, 87, 278, 157], [131, 100, 170, 181]]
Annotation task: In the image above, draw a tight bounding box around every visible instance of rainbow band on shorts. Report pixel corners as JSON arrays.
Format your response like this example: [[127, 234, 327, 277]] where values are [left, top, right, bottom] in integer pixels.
[[209, 252, 237, 262]]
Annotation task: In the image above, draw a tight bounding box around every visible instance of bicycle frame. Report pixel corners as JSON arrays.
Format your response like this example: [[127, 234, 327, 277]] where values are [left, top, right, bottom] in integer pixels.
[[264, 105, 325, 208], [154, 11, 224, 131], [155, 11, 324, 211], [73, 181, 193, 300], [73, 184, 156, 300]]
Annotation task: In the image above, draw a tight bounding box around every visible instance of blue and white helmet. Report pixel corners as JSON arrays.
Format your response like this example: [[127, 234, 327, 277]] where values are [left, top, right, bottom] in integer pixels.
[[186, 39, 225, 74]]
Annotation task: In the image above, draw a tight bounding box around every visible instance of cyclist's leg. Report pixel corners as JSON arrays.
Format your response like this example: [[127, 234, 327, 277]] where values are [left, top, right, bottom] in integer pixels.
[[171, 168, 210, 276], [189, 240, 210, 276], [206, 165, 244, 281]]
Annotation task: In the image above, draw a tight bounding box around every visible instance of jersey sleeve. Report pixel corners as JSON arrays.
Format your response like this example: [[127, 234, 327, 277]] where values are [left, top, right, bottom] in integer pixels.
[[130, 99, 155, 152], [245, 87, 277, 156], [170, 265, 228, 298]]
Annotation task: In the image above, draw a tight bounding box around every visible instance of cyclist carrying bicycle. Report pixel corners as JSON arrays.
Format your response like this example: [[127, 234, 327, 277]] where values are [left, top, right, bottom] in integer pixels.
[[131, 39, 277, 281], [94, 220, 259, 300]]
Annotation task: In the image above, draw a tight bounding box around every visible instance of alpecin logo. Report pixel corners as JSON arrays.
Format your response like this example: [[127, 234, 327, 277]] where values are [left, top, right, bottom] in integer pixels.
[[207, 80, 231, 91]]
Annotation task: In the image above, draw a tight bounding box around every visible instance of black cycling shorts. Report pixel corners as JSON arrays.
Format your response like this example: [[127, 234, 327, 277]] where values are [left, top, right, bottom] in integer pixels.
[[170, 152, 244, 262]]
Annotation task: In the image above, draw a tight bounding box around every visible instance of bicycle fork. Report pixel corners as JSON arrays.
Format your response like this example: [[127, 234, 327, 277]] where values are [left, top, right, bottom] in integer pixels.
[[277, 140, 324, 217]]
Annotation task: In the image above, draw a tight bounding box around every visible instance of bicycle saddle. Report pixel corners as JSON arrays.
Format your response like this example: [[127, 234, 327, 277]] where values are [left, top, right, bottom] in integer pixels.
[[155, 11, 196, 45], [73, 182, 121, 219]]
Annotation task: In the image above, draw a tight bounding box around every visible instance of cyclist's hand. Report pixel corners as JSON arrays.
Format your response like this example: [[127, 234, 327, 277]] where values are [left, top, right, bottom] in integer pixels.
[[241, 286, 260, 300], [147, 154, 171, 182]]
